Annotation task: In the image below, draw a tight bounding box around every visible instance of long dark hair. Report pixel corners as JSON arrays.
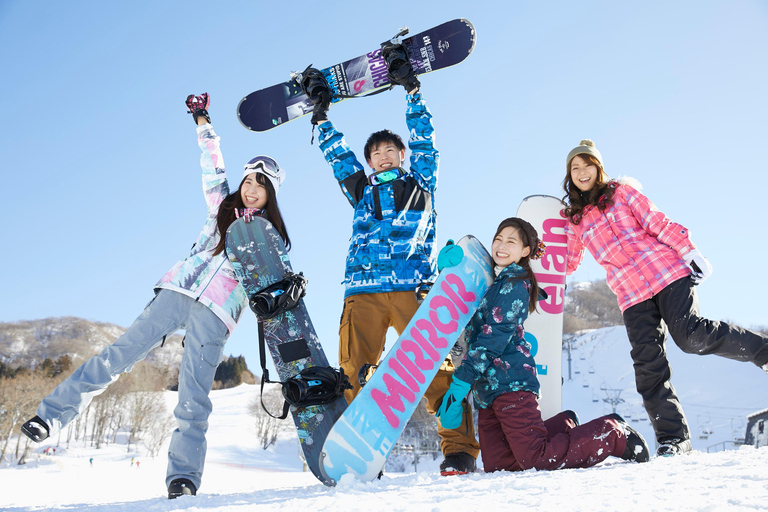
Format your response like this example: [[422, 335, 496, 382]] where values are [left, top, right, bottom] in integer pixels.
[[212, 172, 291, 256], [561, 153, 616, 225], [493, 217, 540, 314]]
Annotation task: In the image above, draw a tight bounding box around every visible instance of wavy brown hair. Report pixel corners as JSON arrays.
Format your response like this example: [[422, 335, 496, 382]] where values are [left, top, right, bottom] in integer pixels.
[[493, 217, 540, 314], [561, 153, 616, 225], [212, 172, 291, 256]]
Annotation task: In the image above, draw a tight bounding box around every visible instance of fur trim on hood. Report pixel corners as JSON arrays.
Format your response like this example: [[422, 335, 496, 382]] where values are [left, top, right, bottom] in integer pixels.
[[613, 176, 643, 191]]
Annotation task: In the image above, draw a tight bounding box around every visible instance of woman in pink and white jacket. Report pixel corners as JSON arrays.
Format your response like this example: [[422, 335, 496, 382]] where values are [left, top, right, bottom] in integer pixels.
[[22, 94, 291, 499], [562, 139, 768, 458]]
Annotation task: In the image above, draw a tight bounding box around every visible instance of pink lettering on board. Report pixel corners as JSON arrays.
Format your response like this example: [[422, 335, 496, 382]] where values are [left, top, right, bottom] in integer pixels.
[[396, 346, 428, 382], [428, 295, 459, 333], [441, 274, 476, 314], [371, 373, 416, 428], [535, 215, 567, 315], [414, 319, 449, 349], [388, 358, 420, 392], [541, 218, 567, 244], [371, 271, 477, 429], [539, 285, 565, 314]]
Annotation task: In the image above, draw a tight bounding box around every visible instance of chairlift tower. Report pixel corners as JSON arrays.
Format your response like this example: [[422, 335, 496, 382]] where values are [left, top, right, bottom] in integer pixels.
[[601, 388, 625, 413]]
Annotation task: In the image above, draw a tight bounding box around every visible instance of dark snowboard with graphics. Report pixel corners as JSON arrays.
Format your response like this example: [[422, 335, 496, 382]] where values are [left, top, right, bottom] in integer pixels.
[[225, 217, 346, 486], [237, 18, 476, 132]]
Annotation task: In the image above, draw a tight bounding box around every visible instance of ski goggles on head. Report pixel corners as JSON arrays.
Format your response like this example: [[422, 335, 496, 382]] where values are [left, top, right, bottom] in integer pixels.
[[244, 156, 280, 179], [368, 167, 404, 186], [243, 155, 284, 193]]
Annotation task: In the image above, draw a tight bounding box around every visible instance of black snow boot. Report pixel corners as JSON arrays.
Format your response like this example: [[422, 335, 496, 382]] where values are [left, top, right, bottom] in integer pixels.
[[440, 452, 476, 476], [21, 416, 50, 443], [563, 409, 580, 426], [168, 478, 197, 499], [608, 413, 650, 463], [656, 437, 692, 457]]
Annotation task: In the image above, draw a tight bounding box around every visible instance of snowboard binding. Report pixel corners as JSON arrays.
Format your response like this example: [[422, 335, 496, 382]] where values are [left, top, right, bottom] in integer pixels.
[[357, 363, 379, 387], [296, 65, 332, 105], [282, 366, 352, 408], [381, 27, 420, 92], [249, 272, 307, 320], [295, 65, 333, 140]]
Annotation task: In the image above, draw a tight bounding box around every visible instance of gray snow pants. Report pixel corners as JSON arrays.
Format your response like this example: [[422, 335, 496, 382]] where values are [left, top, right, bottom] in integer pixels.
[[36, 289, 230, 491], [622, 276, 768, 443]]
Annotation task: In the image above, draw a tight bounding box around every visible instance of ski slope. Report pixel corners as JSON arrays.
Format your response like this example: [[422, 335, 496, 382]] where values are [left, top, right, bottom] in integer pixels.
[[1, 326, 766, 511]]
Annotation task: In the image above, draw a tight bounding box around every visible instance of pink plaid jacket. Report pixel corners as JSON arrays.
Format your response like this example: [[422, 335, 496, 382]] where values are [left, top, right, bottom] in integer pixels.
[[565, 181, 695, 312]]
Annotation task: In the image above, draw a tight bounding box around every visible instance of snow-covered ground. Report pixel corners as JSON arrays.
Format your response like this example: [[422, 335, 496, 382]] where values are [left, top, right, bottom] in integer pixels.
[[1, 326, 766, 511]]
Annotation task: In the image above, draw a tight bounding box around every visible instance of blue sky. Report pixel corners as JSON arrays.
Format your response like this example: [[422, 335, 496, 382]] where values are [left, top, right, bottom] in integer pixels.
[[2, 1, 767, 373]]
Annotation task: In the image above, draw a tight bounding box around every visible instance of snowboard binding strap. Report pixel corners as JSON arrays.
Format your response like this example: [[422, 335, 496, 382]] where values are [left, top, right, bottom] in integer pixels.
[[249, 272, 307, 320], [282, 366, 352, 408], [296, 65, 331, 104], [357, 363, 379, 388]]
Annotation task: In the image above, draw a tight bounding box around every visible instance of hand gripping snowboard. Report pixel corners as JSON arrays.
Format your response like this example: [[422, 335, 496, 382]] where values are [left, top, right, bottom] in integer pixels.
[[516, 195, 568, 420], [319, 235, 493, 484], [226, 217, 347, 486], [237, 18, 476, 132]]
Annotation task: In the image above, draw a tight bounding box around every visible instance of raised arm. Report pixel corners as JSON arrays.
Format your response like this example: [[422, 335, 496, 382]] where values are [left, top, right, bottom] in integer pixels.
[[405, 92, 439, 193], [186, 93, 230, 213]]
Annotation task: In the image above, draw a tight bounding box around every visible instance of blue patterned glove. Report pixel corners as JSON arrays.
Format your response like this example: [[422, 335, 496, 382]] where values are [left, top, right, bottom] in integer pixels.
[[436, 377, 472, 429], [437, 240, 464, 272]]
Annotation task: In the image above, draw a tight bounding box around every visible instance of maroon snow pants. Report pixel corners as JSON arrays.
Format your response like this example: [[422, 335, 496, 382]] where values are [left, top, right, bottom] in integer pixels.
[[478, 391, 627, 472]]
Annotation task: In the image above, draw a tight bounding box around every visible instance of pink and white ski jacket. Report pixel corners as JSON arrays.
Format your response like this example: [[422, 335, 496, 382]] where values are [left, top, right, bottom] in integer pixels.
[[155, 124, 247, 333], [565, 179, 695, 312]]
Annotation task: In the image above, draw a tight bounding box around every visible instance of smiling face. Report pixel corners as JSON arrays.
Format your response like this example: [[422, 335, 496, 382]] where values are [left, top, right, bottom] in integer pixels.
[[492, 226, 531, 268], [569, 155, 601, 192], [366, 142, 405, 172], [240, 173, 268, 209]]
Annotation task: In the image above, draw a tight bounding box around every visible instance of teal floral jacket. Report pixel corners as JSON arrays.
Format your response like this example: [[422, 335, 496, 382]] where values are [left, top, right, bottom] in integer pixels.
[[453, 263, 541, 409]]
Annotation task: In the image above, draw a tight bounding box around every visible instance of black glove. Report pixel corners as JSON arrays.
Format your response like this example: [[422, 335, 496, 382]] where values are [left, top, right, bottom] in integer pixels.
[[311, 89, 330, 125], [381, 43, 420, 92], [185, 93, 211, 125], [299, 67, 332, 125]]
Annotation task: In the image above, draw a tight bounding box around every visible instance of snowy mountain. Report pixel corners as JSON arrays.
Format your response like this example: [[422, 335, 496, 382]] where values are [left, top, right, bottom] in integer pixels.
[[2, 325, 766, 511], [0, 317, 184, 371]]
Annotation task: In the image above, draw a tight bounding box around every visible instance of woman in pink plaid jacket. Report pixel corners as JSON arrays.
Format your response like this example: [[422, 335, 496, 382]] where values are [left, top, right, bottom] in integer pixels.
[[562, 140, 768, 458]]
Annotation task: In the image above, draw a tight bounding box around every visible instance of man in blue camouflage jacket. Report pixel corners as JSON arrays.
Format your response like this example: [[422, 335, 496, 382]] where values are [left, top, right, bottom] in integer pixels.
[[310, 62, 479, 475]]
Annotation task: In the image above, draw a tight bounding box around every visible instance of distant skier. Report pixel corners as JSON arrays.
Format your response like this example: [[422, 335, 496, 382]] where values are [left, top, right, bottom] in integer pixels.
[[21, 93, 291, 498], [305, 49, 479, 475], [437, 218, 649, 472], [561, 139, 768, 456]]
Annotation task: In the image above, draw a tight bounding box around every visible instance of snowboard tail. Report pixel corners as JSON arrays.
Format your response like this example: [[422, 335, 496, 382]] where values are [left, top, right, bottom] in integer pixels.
[[319, 235, 493, 484], [238, 19, 476, 132], [225, 217, 347, 486]]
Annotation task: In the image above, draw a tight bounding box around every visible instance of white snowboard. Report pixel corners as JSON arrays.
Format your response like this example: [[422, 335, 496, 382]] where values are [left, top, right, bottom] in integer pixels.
[[517, 195, 567, 420]]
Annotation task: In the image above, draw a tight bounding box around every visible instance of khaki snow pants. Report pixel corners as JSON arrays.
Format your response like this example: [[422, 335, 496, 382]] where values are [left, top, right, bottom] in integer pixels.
[[338, 291, 480, 458]]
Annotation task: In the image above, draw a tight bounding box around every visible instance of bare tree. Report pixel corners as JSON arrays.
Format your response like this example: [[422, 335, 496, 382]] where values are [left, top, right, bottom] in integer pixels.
[[248, 386, 290, 450], [0, 371, 50, 463]]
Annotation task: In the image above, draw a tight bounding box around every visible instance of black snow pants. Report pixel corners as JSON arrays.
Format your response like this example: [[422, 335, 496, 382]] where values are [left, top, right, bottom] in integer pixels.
[[622, 276, 768, 443]]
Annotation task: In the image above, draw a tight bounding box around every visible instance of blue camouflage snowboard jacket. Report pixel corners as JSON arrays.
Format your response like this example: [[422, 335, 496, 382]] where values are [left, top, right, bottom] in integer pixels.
[[318, 93, 438, 298], [453, 264, 541, 409]]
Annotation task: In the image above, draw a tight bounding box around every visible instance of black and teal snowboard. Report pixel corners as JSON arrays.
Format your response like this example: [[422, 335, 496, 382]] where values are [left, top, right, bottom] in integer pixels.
[[237, 18, 476, 132], [225, 217, 346, 486]]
